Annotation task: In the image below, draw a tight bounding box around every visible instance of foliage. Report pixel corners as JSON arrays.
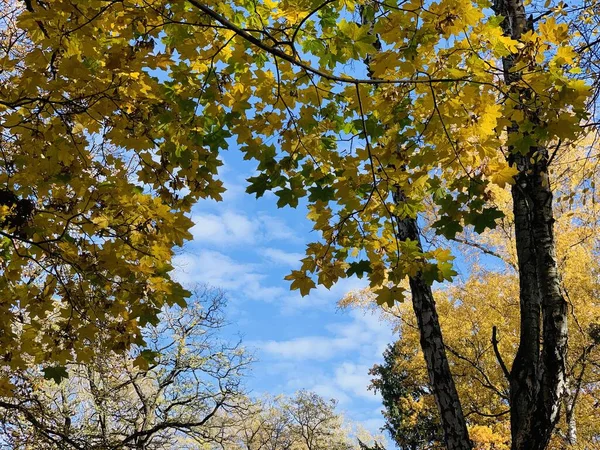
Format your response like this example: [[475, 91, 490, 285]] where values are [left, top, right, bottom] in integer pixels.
[[0, 286, 251, 449], [3, 0, 600, 446], [222, 391, 381, 450], [358, 441, 388, 450], [0, 0, 597, 386], [369, 342, 443, 450], [345, 147, 600, 448]]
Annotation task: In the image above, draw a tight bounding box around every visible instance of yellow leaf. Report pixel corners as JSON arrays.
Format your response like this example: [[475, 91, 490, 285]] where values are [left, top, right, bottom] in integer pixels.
[[555, 45, 577, 65], [92, 215, 110, 229], [490, 165, 519, 188], [285, 270, 316, 296], [375, 285, 404, 307]]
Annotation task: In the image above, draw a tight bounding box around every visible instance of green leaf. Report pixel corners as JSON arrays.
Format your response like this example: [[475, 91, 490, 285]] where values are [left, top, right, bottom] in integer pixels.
[[433, 217, 464, 240], [246, 174, 272, 198], [466, 208, 504, 234], [346, 260, 372, 278], [375, 285, 404, 307], [308, 185, 335, 203], [135, 305, 161, 327], [133, 349, 159, 370], [43, 366, 69, 384], [285, 270, 317, 296], [275, 188, 300, 208], [302, 38, 326, 55], [437, 262, 458, 282]]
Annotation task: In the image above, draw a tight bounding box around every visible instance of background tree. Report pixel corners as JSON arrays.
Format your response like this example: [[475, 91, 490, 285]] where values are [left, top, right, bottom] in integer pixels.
[[0, 286, 251, 449], [287, 391, 354, 450], [369, 342, 443, 450], [222, 391, 381, 450]]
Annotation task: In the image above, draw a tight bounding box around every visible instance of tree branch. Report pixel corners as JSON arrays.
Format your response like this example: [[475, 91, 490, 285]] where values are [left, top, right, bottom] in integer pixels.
[[186, 0, 474, 86], [492, 326, 511, 381]]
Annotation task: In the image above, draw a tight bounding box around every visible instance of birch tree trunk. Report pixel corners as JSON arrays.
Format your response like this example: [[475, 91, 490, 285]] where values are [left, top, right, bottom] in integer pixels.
[[492, 0, 569, 447], [564, 388, 578, 446], [394, 192, 472, 450]]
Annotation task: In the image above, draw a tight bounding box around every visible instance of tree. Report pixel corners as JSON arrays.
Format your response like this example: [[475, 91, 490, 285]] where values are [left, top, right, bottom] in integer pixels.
[[0, 0, 198, 392], [222, 391, 381, 450], [368, 263, 600, 449], [346, 160, 600, 448], [287, 391, 354, 450], [2, 0, 599, 448], [0, 286, 251, 449], [369, 342, 443, 450]]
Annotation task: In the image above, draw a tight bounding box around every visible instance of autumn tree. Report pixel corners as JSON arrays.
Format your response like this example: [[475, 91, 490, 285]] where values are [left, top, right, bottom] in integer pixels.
[[222, 391, 381, 450], [0, 287, 251, 449], [367, 260, 600, 449], [0, 0, 199, 392], [369, 342, 443, 450], [344, 152, 600, 448], [2, 0, 600, 448]]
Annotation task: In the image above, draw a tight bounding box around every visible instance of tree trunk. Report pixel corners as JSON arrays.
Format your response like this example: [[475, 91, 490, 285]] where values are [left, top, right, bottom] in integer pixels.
[[509, 151, 542, 448], [492, 0, 569, 447], [564, 388, 577, 446], [531, 153, 569, 449], [360, 8, 472, 448], [509, 153, 544, 449], [395, 194, 472, 450]]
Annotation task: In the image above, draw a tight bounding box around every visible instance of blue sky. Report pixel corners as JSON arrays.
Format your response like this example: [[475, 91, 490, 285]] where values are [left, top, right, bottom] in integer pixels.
[[171, 147, 395, 437]]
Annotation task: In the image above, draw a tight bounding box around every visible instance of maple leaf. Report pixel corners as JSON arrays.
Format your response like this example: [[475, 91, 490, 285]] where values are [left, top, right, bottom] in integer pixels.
[[346, 260, 372, 278], [375, 285, 405, 307], [43, 366, 69, 385], [285, 271, 317, 296], [490, 166, 519, 188]]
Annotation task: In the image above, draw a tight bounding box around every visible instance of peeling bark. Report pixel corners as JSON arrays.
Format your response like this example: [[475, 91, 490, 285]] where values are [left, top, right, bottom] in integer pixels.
[[509, 148, 568, 450], [509, 154, 543, 449], [564, 386, 577, 446], [532, 156, 569, 448]]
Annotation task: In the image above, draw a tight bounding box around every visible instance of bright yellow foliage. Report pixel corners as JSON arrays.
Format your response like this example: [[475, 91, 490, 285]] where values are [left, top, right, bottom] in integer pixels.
[[342, 138, 600, 447]]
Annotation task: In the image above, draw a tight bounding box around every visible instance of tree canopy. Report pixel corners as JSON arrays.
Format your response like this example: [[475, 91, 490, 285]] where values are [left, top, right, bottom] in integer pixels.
[[2, 0, 600, 448], [0, 286, 251, 449]]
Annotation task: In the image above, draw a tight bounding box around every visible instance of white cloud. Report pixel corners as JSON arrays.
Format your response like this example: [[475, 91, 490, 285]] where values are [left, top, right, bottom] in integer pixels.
[[260, 336, 353, 361], [190, 211, 255, 245], [325, 310, 392, 359], [334, 363, 379, 401], [172, 251, 287, 301], [260, 248, 305, 267], [256, 308, 393, 362], [257, 214, 298, 241], [311, 383, 352, 405], [272, 368, 354, 405], [189, 210, 300, 247], [175, 241, 368, 314], [252, 307, 392, 411]]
